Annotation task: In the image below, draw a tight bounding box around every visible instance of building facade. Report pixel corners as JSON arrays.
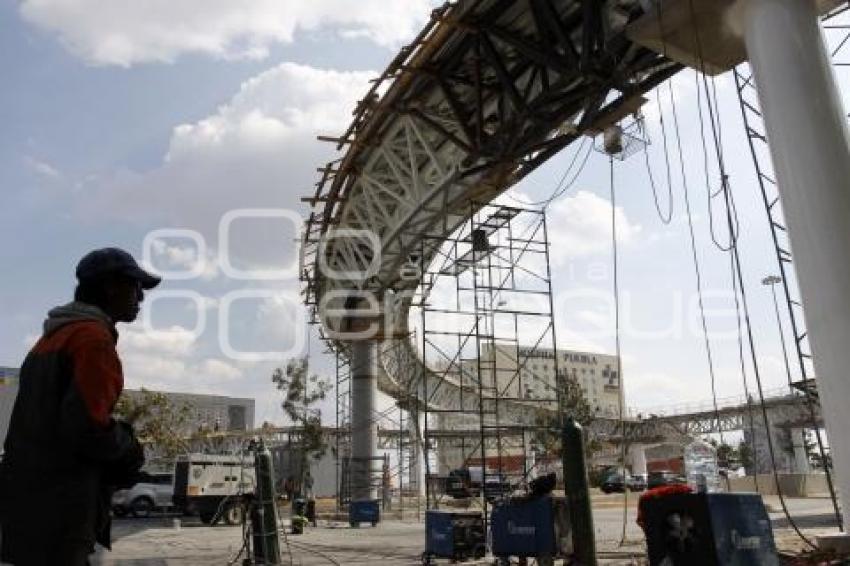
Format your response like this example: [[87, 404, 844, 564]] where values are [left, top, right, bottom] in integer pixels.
[[479, 345, 625, 419], [122, 389, 255, 433]]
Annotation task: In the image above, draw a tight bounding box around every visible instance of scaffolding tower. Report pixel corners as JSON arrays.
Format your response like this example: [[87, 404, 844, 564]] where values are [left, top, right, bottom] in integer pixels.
[[333, 346, 352, 509], [413, 202, 562, 524]]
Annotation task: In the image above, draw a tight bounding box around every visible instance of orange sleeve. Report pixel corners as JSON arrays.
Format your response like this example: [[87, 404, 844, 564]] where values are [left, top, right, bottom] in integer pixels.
[[67, 324, 124, 428]]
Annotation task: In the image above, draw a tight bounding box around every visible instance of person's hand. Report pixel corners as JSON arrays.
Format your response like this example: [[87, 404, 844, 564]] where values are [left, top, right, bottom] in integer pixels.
[[118, 420, 145, 471], [104, 420, 145, 489]]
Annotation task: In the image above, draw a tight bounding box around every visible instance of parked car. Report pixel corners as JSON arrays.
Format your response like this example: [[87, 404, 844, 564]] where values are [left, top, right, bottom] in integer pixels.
[[112, 472, 175, 518], [600, 473, 646, 493], [446, 467, 484, 498], [446, 467, 512, 500], [482, 475, 513, 502], [647, 470, 687, 490]]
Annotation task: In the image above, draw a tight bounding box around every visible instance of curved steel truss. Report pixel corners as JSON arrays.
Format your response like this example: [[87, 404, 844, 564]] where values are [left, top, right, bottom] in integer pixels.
[[302, 0, 681, 413]]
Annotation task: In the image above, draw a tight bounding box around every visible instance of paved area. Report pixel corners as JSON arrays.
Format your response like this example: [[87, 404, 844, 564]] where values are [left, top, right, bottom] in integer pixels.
[[93, 496, 841, 565]]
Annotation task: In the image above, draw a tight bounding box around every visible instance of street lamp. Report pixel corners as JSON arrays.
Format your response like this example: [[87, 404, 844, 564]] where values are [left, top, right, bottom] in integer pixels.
[[761, 275, 794, 389]]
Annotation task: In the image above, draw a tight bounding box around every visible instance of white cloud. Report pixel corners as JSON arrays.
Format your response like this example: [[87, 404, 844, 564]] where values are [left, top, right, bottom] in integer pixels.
[[61, 61, 369, 399], [24, 155, 61, 179], [119, 324, 247, 390], [545, 190, 641, 262], [197, 358, 243, 381], [88, 62, 371, 247], [19, 0, 435, 66], [78, 61, 374, 283], [119, 325, 197, 356]]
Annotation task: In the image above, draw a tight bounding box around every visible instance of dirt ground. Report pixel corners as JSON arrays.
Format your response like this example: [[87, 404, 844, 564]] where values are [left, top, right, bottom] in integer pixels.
[[90, 495, 842, 565]]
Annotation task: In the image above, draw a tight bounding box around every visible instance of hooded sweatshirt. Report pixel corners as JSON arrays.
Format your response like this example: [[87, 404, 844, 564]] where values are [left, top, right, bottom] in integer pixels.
[[1, 301, 141, 560]]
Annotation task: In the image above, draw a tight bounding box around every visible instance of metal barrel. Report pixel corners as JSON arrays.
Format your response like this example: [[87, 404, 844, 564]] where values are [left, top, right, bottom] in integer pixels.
[[252, 440, 283, 565], [561, 418, 597, 566]]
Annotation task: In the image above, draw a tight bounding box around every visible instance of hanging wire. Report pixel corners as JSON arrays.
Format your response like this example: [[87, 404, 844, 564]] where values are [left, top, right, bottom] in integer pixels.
[[608, 154, 631, 547], [723, 196, 819, 549], [667, 79, 726, 447], [503, 137, 594, 209], [641, 90, 675, 224], [542, 141, 594, 210], [732, 62, 843, 532], [683, 0, 740, 253], [643, 0, 675, 226], [685, 0, 831, 544], [692, 67, 738, 252], [652, 0, 728, 448], [729, 251, 761, 494]]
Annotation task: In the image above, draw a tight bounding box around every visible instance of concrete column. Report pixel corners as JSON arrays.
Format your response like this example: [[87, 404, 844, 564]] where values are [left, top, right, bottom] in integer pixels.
[[791, 428, 811, 475], [743, 0, 850, 527], [629, 444, 648, 477], [351, 340, 378, 500]]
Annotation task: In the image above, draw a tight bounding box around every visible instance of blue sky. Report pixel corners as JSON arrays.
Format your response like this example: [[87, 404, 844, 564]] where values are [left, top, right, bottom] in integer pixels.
[[1, 1, 847, 426]]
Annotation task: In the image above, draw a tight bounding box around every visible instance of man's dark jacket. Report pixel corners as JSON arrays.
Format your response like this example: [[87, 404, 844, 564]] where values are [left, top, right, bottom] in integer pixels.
[[0, 302, 143, 563]]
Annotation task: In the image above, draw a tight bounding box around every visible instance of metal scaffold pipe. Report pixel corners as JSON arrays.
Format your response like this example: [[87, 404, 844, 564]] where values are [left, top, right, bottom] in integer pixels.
[[742, 0, 850, 529]]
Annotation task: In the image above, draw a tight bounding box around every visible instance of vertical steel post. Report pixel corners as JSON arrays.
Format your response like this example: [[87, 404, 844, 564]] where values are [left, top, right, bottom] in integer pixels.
[[742, 0, 850, 528], [252, 440, 282, 565], [351, 340, 379, 501], [562, 418, 597, 565], [335, 350, 342, 511]]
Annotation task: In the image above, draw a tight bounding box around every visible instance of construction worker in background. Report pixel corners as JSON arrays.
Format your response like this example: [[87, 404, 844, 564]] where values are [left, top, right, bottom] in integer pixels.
[[0, 248, 160, 565]]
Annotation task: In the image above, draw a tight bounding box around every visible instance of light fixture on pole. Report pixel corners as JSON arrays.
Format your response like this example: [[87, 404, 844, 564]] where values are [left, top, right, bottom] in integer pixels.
[[761, 275, 793, 390]]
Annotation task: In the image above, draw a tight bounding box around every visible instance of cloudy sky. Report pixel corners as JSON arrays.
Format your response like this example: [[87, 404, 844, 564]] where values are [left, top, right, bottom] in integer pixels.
[[1, 1, 848, 426]]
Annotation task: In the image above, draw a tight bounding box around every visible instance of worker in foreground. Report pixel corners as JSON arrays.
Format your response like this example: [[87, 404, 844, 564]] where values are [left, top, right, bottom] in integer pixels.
[[0, 248, 160, 565]]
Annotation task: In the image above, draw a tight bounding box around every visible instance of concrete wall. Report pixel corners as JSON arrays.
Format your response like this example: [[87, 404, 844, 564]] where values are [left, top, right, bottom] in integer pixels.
[[727, 473, 830, 497], [270, 445, 338, 498]]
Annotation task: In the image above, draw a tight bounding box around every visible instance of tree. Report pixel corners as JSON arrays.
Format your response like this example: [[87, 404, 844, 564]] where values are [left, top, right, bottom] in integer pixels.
[[114, 389, 193, 463], [272, 358, 332, 497], [716, 443, 736, 470], [533, 373, 597, 459], [558, 373, 595, 427], [737, 441, 754, 474]]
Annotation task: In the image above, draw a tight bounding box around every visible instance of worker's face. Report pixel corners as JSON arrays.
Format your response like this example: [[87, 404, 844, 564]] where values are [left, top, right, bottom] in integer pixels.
[[105, 274, 144, 323]]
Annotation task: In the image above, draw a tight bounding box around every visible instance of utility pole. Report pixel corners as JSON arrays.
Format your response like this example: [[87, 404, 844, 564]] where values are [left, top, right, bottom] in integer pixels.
[[761, 275, 793, 390]]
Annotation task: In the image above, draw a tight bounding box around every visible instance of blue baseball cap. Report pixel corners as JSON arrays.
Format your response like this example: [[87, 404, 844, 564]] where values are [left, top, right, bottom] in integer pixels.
[[75, 247, 161, 289]]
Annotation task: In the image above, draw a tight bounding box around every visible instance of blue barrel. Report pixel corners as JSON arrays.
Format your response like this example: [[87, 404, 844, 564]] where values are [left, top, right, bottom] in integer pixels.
[[491, 496, 568, 559], [426, 511, 457, 558], [349, 499, 380, 526], [425, 510, 485, 559]]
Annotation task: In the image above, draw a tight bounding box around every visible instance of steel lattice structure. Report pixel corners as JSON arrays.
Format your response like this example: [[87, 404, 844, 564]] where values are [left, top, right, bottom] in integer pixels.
[[301, 0, 680, 414], [297, 1, 845, 529]]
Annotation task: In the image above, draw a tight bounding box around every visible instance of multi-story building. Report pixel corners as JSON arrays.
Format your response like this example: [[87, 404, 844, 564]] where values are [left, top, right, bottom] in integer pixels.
[[1, 370, 255, 444], [121, 389, 255, 433], [478, 345, 625, 419]]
